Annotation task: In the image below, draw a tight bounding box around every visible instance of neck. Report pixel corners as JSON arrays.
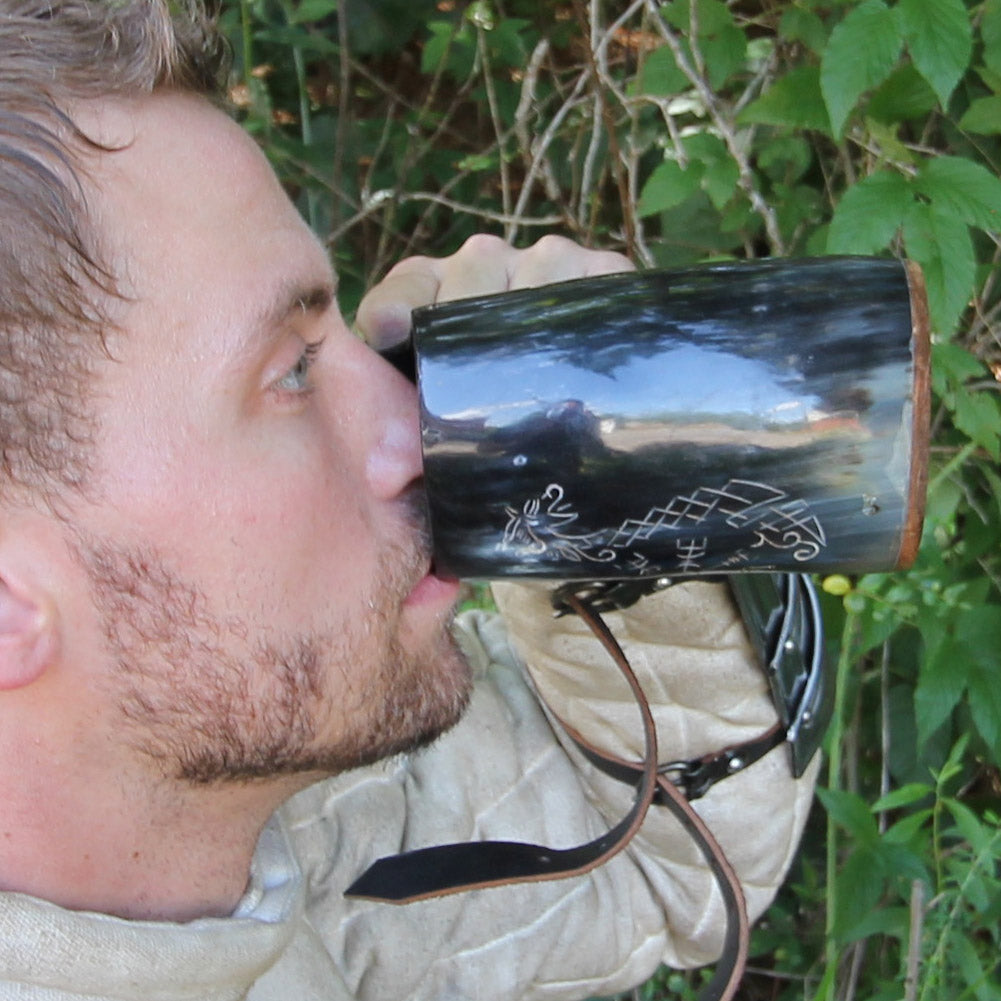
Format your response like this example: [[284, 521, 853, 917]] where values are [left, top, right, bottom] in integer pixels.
[[0, 741, 311, 921]]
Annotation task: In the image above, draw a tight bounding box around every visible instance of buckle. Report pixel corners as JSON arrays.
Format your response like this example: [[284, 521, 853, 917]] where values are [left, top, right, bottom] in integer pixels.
[[728, 573, 831, 777]]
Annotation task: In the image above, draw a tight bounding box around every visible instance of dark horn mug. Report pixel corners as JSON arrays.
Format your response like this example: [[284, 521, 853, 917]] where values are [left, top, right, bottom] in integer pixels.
[[396, 256, 930, 581]]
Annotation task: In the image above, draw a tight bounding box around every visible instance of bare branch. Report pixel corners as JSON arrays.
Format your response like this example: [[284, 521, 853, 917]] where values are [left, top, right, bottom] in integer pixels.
[[643, 0, 787, 255]]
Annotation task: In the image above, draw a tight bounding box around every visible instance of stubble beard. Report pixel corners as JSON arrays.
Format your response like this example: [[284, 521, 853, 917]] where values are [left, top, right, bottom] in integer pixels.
[[72, 528, 471, 787]]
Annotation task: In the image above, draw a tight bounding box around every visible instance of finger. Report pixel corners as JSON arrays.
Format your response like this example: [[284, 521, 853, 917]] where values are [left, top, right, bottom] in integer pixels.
[[354, 256, 442, 350], [355, 236, 634, 350], [430, 234, 517, 302], [431, 234, 633, 297], [355, 238, 518, 348], [508, 235, 634, 289]]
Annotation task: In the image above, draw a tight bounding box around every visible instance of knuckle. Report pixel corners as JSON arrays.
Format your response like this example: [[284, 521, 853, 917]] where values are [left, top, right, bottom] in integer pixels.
[[588, 250, 634, 275], [528, 233, 575, 256], [456, 233, 510, 257], [381, 254, 435, 280]]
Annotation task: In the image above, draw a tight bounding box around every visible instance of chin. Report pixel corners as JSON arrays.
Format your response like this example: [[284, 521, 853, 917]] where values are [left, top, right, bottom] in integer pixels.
[[316, 628, 474, 777]]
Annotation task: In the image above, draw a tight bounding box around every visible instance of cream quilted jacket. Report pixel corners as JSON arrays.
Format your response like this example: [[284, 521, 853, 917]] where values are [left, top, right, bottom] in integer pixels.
[[0, 582, 817, 1001]]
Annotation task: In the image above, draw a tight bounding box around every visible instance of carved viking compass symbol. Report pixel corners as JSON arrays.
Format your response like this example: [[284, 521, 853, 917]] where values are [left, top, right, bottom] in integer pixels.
[[501, 478, 828, 573]]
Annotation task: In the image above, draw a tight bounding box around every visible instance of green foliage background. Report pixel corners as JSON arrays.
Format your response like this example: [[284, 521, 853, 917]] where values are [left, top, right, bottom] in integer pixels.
[[221, 1, 1001, 997]]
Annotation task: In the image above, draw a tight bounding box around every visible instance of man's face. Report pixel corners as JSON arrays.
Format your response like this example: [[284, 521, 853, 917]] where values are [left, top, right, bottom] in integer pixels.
[[65, 93, 469, 786]]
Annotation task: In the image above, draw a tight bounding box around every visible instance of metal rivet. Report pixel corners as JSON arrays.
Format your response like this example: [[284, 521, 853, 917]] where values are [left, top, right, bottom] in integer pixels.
[[728, 757, 744, 772]]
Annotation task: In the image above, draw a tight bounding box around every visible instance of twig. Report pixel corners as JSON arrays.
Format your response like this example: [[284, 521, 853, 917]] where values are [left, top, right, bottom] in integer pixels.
[[280, 1, 320, 233], [359, 19, 479, 276], [904, 880, 925, 1001], [400, 191, 565, 228], [358, 97, 399, 209], [577, 91, 604, 237], [928, 441, 978, 496], [642, 0, 786, 253], [819, 610, 862, 1001], [333, 0, 350, 234], [733, 42, 778, 117], [474, 20, 513, 231], [844, 940, 868, 1001], [513, 38, 559, 202], [965, 245, 1000, 353], [573, 0, 637, 257], [879, 639, 892, 834], [509, 67, 593, 239]]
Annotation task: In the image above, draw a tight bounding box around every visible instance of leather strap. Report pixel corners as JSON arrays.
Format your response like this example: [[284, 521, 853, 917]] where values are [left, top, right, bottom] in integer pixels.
[[344, 593, 659, 901], [345, 593, 750, 1001], [564, 716, 785, 802]]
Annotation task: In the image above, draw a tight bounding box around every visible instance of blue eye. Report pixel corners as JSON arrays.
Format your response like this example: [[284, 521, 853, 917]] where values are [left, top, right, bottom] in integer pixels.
[[276, 340, 324, 393]]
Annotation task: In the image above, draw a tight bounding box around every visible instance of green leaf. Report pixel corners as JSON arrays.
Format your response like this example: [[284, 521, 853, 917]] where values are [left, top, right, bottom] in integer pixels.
[[738, 65, 830, 132], [756, 135, 814, 182], [817, 787, 879, 845], [680, 131, 740, 208], [983, 0, 1001, 77], [833, 847, 887, 942], [640, 45, 688, 96], [662, 0, 733, 34], [864, 117, 920, 168], [903, 201, 976, 334], [775, 182, 824, 240], [915, 635, 968, 745], [637, 160, 703, 217], [953, 387, 1001, 461], [253, 25, 340, 55], [456, 152, 498, 172], [700, 20, 747, 90], [879, 841, 930, 886], [959, 95, 1001, 135], [915, 156, 1001, 231], [421, 20, 474, 77], [827, 170, 912, 253], [865, 63, 939, 122], [646, 191, 733, 267], [934, 341, 989, 387], [288, 0, 338, 22], [952, 934, 1000, 1001], [487, 18, 533, 69], [944, 796, 1001, 860], [662, 0, 747, 89], [701, 155, 739, 209], [821, 0, 904, 137], [946, 797, 999, 856], [871, 783, 933, 812], [839, 905, 909, 945], [898, 0, 972, 108], [779, 6, 827, 54], [969, 666, 1001, 755], [885, 808, 934, 846]]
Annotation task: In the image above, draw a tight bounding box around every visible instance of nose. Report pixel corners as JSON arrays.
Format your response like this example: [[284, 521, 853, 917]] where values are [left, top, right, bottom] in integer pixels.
[[360, 345, 424, 500]]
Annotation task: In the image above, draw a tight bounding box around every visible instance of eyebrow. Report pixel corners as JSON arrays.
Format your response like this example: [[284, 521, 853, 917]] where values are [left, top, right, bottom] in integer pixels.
[[244, 277, 337, 352]]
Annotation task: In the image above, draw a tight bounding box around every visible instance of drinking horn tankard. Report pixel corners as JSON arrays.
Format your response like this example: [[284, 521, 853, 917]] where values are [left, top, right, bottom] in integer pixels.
[[404, 256, 930, 581]]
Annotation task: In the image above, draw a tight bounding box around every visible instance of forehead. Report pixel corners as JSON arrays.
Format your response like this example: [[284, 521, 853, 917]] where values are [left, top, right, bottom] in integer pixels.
[[82, 92, 332, 331]]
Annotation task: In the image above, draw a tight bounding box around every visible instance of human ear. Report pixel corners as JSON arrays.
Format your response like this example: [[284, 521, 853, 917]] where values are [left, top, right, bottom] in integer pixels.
[[0, 570, 58, 691]]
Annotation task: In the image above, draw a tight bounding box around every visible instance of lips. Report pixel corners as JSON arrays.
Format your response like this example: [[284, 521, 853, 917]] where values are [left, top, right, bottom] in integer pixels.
[[403, 566, 461, 608], [395, 482, 460, 607]]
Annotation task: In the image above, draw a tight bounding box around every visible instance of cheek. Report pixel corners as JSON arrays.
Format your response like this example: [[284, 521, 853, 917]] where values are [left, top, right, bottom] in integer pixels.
[[88, 351, 385, 606], [219, 455, 379, 606]]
